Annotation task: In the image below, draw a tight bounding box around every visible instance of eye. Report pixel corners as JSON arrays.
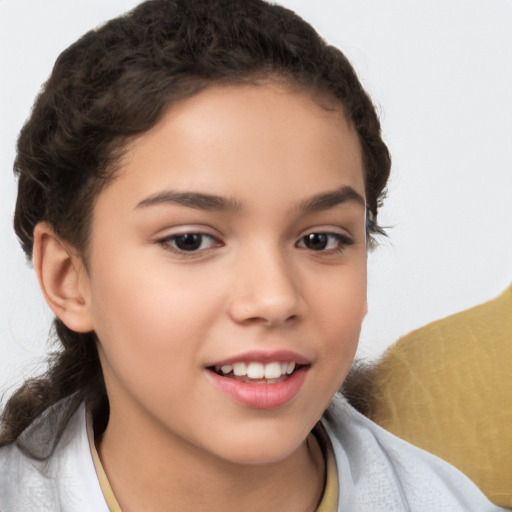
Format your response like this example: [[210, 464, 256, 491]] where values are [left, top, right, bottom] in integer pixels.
[[297, 232, 353, 252], [159, 233, 220, 252]]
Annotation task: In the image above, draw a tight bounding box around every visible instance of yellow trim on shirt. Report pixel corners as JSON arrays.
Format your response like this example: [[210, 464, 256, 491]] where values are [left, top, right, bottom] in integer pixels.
[[314, 423, 339, 512], [86, 413, 339, 512], [86, 414, 123, 512]]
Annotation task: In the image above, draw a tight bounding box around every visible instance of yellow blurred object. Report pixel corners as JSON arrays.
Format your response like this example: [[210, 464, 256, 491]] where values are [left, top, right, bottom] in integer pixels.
[[370, 286, 512, 508]]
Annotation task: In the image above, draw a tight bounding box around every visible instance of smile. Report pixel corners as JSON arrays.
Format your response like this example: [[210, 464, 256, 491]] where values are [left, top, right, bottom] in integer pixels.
[[212, 361, 298, 382], [205, 352, 310, 409]]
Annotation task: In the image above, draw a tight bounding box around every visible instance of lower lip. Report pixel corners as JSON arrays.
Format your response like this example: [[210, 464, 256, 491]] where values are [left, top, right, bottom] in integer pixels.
[[206, 367, 308, 409]]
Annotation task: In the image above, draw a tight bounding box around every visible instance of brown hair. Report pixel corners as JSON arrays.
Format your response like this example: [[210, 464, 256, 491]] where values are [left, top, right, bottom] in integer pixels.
[[1, 0, 390, 448]]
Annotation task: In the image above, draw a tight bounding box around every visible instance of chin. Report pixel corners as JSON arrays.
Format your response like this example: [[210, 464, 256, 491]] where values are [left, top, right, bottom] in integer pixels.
[[205, 420, 313, 467], [220, 443, 303, 466]]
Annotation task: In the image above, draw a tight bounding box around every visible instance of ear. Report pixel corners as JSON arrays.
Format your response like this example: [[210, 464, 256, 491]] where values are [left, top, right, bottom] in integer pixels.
[[32, 222, 94, 333]]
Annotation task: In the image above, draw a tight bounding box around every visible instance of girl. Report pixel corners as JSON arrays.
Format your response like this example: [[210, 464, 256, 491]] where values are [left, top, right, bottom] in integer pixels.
[[0, 1, 507, 511]]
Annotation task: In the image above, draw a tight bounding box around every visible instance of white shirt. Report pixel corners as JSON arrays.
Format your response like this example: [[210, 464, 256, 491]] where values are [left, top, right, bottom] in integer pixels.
[[0, 394, 507, 512]]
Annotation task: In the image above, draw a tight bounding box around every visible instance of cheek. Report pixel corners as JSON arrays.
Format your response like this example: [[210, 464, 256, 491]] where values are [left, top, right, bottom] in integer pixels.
[[89, 246, 214, 328], [86, 254, 220, 376], [310, 260, 367, 378], [87, 258, 241, 419], [88, 267, 207, 410], [310, 255, 367, 324]]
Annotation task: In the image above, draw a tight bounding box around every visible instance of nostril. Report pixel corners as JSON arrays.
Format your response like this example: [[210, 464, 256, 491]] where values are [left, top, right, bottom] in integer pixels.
[[227, 274, 305, 326], [243, 312, 299, 327]]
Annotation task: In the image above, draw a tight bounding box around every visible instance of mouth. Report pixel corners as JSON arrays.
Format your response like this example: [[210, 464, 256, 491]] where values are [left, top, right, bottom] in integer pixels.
[[205, 354, 310, 409], [207, 361, 303, 384]]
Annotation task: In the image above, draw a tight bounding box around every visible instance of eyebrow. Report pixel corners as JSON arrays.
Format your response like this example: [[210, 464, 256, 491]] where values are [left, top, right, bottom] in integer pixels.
[[296, 186, 366, 214], [135, 191, 242, 212], [135, 185, 365, 214]]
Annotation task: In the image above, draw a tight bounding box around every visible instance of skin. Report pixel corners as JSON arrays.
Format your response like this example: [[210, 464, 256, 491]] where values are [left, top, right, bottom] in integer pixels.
[[34, 83, 367, 511]]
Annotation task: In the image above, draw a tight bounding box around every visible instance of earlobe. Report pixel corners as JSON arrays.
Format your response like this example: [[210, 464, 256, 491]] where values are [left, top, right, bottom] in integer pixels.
[[32, 222, 94, 333]]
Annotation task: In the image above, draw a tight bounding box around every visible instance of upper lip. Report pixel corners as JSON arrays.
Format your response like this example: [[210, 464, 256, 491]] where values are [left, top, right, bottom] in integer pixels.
[[206, 350, 310, 368]]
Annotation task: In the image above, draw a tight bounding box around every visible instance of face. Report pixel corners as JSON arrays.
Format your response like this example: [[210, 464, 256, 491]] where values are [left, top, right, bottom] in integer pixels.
[[82, 83, 367, 465]]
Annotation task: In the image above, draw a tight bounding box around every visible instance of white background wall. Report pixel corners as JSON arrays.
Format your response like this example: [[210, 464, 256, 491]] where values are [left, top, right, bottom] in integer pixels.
[[1, 0, 511, 401]]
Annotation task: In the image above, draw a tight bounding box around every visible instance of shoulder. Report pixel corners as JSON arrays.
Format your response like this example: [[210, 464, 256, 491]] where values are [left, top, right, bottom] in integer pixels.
[[323, 393, 508, 512], [0, 397, 108, 512], [368, 287, 512, 508]]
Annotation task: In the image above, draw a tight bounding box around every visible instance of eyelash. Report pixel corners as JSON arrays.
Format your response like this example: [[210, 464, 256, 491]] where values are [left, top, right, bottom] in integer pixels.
[[158, 233, 221, 253], [158, 231, 353, 254], [296, 232, 354, 253]]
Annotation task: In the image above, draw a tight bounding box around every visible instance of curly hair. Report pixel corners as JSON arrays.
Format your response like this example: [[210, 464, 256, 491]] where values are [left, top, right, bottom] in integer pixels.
[[1, 0, 390, 448]]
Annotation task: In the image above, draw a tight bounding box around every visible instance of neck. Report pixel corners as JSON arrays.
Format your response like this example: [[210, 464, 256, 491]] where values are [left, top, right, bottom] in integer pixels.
[[96, 410, 325, 512]]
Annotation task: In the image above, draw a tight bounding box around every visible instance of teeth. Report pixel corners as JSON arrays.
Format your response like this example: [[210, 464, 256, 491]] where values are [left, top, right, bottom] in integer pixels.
[[264, 362, 282, 379], [247, 362, 265, 379], [220, 364, 233, 374], [218, 361, 298, 378], [232, 363, 247, 376]]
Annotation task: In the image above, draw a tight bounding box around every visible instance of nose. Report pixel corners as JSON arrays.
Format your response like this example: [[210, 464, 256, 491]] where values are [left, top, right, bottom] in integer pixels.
[[228, 245, 306, 327]]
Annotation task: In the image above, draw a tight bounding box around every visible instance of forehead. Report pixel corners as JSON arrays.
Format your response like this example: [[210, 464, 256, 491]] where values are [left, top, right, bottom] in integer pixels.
[[100, 83, 365, 212]]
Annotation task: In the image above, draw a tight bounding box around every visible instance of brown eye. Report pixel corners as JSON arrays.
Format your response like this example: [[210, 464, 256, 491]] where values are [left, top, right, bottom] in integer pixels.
[[302, 233, 329, 250], [174, 234, 203, 251], [297, 232, 353, 252], [160, 233, 219, 252]]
